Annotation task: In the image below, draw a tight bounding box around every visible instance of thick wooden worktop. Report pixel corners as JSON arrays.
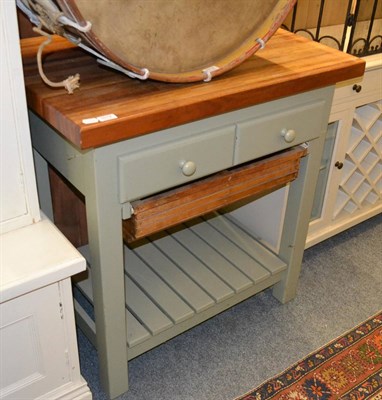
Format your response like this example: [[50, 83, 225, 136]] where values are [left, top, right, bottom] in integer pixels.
[[21, 29, 365, 150]]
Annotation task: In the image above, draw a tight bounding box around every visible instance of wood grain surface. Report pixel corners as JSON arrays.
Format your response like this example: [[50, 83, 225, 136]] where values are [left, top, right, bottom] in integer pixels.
[[21, 30, 365, 149]]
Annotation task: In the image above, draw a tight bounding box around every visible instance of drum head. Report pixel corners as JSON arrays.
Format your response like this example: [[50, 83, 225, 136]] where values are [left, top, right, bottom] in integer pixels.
[[58, 0, 295, 82]]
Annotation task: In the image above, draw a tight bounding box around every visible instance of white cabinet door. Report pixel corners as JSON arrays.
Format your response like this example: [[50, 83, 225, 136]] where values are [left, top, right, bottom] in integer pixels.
[[0, 283, 70, 399], [0, 1, 40, 234]]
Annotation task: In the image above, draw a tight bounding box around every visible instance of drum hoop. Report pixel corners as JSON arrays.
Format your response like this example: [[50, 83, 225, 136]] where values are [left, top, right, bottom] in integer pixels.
[[22, 0, 297, 83]]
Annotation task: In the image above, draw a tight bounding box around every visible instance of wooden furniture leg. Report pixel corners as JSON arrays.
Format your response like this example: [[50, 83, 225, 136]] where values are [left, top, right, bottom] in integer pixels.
[[273, 95, 332, 303], [81, 149, 128, 398]]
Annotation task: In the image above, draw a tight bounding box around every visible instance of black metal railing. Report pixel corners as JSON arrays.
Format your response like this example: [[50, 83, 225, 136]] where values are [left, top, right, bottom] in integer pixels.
[[282, 0, 381, 57]]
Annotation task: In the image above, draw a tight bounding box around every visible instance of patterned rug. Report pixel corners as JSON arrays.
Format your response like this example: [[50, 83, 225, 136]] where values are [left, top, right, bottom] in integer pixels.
[[236, 312, 382, 400]]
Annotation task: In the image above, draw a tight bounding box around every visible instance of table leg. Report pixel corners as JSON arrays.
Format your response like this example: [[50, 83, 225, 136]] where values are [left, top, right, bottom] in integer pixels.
[[273, 137, 326, 303], [272, 87, 334, 303], [82, 150, 129, 398]]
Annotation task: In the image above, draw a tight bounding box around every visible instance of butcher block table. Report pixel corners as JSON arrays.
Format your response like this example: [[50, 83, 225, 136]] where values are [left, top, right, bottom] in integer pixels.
[[21, 30, 365, 399]]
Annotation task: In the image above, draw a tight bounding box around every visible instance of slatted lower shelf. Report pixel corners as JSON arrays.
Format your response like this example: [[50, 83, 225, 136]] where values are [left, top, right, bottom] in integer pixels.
[[75, 213, 287, 359]]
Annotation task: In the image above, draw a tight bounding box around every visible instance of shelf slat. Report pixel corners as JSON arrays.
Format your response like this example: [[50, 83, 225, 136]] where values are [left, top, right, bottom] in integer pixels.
[[125, 276, 173, 336], [129, 241, 215, 313], [125, 250, 195, 324], [74, 264, 159, 345], [207, 214, 286, 275], [185, 217, 271, 284], [151, 234, 235, 303], [168, 225, 253, 293], [126, 310, 151, 348]]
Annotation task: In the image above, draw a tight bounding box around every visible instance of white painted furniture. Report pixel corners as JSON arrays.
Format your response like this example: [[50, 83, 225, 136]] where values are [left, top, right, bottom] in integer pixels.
[[0, 218, 92, 400], [0, 3, 92, 399], [307, 55, 382, 247], [0, 0, 40, 234]]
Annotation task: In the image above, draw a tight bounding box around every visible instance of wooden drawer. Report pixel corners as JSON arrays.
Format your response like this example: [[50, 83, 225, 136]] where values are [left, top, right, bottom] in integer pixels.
[[123, 146, 307, 242], [333, 68, 382, 106], [234, 99, 326, 164], [118, 125, 235, 202]]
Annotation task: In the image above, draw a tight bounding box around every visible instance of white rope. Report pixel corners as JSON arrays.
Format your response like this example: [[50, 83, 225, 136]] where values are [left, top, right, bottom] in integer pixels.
[[98, 59, 150, 80], [256, 38, 266, 49], [58, 15, 92, 33], [203, 70, 213, 82], [202, 66, 220, 82], [78, 42, 150, 80], [33, 27, 80, 94]]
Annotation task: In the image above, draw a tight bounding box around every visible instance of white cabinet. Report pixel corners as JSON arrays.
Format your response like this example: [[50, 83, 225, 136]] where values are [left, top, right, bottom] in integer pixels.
[[0, 218, 92, 400], [0, 0, 40, 234], [307, 57, 382, 247]]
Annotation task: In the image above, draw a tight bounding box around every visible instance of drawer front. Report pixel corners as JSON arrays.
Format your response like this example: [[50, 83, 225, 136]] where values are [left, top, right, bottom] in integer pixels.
[[119, 125, 235, 202], [333, 68, 382, 106], [234, 99, 326, 164]]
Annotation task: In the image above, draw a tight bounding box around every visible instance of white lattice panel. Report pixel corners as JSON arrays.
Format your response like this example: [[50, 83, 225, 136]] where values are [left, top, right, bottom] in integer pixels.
[[334, 100, 382, 220]]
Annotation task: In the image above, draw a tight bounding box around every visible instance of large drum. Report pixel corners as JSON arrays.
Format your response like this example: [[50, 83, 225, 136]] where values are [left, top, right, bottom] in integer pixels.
[[18, 0, 296, 83]]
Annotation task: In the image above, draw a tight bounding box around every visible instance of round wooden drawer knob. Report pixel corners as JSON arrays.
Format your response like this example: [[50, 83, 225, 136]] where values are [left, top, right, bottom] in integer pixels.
[[281, 128, 296, 143], [180, 160, 197, 176]]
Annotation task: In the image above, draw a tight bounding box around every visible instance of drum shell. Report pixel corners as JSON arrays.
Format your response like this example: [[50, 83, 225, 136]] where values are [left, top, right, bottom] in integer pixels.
[[33, 0, 297, 82]]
